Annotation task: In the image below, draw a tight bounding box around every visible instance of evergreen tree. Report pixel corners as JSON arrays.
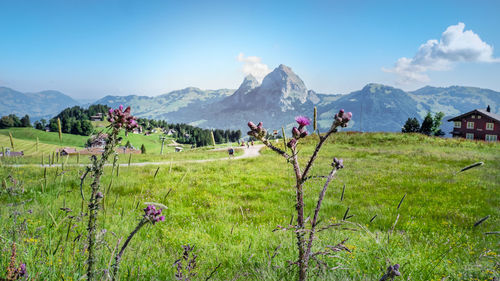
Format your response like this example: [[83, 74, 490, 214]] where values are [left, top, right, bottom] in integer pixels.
[[402, 118, 420, 133], [20, 114, 31, 127], [140, 144, 146, 154], [420, 112, 434, 136], [34, 121, 43, 130]]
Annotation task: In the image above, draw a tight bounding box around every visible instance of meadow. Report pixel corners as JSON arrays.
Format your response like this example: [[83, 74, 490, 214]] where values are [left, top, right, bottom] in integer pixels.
[[0, 128, 243, 165], [0, 132, 499, 280]]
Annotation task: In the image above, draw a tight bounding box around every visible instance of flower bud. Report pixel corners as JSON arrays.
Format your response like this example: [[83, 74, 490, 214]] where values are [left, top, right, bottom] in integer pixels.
[[292, 127, 300, 138]]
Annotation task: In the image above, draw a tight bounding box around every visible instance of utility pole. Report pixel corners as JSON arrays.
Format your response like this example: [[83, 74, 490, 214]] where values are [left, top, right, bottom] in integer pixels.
[[159, 135, 167, 155]]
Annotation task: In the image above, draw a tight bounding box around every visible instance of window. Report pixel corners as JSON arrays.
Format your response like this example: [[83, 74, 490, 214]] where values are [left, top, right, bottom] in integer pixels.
[[467, 122, 474, 129], [454, 121, 461, 128], [486, 122, 494, 130], [466, 133, 474, 140], [478, 115, 481, 119], [485, 134, 497, 142], [471, 115, 475, 119]]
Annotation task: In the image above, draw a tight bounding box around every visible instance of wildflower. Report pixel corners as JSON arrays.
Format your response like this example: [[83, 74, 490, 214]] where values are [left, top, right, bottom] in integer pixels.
[[107, 105, 138, 132], [287, 138, 297, 148], [143, 205, 165, 224], [333, 157, 344, 169], [295, 116, 310, 128], [96, 192, 103, 199], [292, 127, 301, 138], [247, 121, 267, 138], [333, 109, 353, 128], [380, 264, 401, 281]]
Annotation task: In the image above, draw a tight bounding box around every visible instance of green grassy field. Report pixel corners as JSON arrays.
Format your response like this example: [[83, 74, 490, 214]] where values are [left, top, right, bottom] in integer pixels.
[[0, 128, 242, 164], [0, 133, 499, 280]]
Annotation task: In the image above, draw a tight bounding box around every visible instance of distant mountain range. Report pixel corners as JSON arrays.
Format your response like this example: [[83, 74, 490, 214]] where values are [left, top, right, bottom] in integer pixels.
[[0, 87, 80, 120], [1, 64, 499, 134]]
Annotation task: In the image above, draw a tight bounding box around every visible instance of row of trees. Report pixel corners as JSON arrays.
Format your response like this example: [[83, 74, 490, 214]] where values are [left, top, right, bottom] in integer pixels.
[[135, 117, 242, 147], [0, 114, 31, 129], [402, 112, 445, 136]]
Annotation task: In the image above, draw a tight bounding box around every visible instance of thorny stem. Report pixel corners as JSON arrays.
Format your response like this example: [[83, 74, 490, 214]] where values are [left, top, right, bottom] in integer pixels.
[[304, 167, 338, 267], [111, 218, 148, 281], [258, 124, 341, 281], [87, 128, 120, 281], [301, 129, 336, 182]]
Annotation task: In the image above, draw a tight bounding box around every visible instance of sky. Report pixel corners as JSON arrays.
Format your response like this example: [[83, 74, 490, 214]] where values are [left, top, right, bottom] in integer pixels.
[[1, 0, 500, 99]]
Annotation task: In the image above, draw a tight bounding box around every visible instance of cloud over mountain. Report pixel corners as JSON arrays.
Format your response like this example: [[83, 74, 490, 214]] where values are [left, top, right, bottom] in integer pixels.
[[237, 53, 271, 82], [385, 22, 500, 83]]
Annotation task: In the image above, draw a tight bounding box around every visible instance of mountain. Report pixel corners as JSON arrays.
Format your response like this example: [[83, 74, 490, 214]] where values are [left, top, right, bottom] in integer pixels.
[[0, 87, 80, 119], [91, 65, 500, 134], [316, 83, 420, 132], [94, 87, 234, 120], [3, 64, 499, 134]]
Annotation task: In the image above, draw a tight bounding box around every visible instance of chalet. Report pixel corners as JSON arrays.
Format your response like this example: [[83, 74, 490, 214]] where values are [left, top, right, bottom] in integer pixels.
[[166, 129, 176, 136], [90, 113, 103, 121], [59, 147, 77, 156], [447, 106, 500, 142]]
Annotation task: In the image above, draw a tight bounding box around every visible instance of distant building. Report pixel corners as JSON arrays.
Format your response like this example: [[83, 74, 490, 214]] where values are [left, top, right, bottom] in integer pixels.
[[447, 106, 499, 142], [0, 148, 24, 157], [166, 129, 176, 136], [59, 147, 77, 156], [90, 113, 103, 121], [175, 147, 183, 152], [88, 133, 108, 148]]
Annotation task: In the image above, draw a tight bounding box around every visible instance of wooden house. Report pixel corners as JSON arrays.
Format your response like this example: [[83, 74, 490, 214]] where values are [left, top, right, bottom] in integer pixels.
[[447, 106, 499, 142]]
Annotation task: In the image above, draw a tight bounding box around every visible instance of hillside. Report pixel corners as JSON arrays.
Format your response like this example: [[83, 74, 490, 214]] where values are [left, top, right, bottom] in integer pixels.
[[0, 87, 80, 119]]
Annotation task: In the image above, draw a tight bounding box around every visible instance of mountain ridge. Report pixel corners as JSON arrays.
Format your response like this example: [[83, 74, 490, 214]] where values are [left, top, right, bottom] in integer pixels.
[[2, 65, 499, 134]]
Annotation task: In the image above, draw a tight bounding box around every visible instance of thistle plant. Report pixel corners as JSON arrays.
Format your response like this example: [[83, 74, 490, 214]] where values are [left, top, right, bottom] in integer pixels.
[[111, 204, 165, 280], [6, 243, 26, 280], [247, 109, 352, 281], [85, 105, 137, 280]]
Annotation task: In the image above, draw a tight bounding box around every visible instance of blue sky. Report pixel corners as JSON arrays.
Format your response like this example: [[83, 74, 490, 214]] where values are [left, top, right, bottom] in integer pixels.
[[1, 0, 499, 99]]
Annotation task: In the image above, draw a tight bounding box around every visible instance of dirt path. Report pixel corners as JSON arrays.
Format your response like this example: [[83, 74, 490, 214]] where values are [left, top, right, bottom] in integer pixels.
[[2, 145, 265, 168]]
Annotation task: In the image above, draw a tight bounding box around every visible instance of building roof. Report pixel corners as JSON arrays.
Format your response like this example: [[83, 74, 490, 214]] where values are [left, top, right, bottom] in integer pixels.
[[447, 109, 500, 122]]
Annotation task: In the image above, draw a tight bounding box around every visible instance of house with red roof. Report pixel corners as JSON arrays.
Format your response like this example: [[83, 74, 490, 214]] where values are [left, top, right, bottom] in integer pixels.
[[447, 106, 499, 142]]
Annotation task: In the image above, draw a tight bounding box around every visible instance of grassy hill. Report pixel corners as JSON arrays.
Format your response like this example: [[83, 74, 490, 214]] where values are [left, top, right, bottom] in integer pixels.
[[0, 133, 498, 280]]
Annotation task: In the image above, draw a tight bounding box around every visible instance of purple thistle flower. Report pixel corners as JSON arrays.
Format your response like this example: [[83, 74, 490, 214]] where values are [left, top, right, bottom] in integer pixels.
[[333, 157, 344, 169], [143, 205, 165, 225], [96, 192, 103, 199], [119, 105, 124, 111], [292, 127, 300, 138], [295, 116, 310, 127]]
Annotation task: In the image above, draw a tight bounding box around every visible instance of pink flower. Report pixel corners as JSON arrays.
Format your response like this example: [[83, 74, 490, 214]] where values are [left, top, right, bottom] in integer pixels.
[[295, 116, 310, 127], [119, 105, 124, 111], [292, 127, 300, 138]]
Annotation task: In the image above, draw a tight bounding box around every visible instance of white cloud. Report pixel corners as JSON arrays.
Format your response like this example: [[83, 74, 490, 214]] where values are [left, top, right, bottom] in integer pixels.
[[384, 22, 500, 83], [237, 53, 271, 82]]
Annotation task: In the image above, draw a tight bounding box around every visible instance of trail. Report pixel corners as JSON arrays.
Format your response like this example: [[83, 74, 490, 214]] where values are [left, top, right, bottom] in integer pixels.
[[2, 145, 265, 168]]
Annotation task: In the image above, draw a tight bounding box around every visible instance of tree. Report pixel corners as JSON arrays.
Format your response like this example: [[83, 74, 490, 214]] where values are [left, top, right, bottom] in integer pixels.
[[34, 121, 43, 130], [140, 144, 146, 154], [402, 118, 420, 133], [81, 120, 93, 136], [0, 116, 14, 128], [8, 114, 21, 127], [20, 114, 31, 127], [420, 112, 434, 136], [432, 112, 445, 136]]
